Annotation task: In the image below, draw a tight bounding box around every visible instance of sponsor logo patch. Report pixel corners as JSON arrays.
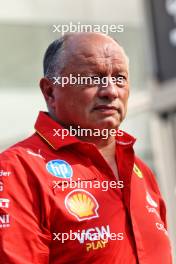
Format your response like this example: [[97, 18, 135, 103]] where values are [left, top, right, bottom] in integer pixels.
[[65, 189, 99, 221], [0, 214, 10, 228], [27, 149, 45, 159], [46, 160, 73, 178], [133, 164, 143, 178], [0, 198, 10, 208], [146, 191, 158, 208], [0, 170, 11, 177], [0, 181, 4, 192]]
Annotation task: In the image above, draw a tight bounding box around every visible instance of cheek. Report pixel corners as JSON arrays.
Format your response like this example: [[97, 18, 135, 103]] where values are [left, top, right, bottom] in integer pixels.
[[72, 89, 96, 109], [58, 89, 95, 117], [53, 90, 73, 118], [120, 87, 129, 102]]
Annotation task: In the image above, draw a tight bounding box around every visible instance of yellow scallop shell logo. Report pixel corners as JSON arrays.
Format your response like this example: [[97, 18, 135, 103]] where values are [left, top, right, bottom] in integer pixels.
[[133, 164, 143, 178], [65, 189, 99, 221]]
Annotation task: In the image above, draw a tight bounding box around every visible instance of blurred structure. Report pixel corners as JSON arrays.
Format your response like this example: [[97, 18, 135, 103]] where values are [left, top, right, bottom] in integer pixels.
[[0, 0, 175, 261]]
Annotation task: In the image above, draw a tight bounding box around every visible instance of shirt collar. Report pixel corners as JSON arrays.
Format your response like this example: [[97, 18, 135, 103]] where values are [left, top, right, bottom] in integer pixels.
[[34, 111, 136, 150]]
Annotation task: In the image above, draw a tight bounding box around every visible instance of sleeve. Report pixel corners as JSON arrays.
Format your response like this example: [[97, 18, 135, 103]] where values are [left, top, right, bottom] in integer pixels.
[[0, 151, 51, 264]]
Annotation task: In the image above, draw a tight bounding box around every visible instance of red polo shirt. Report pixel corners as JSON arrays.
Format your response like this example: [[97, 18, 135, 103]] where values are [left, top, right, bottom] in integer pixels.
[[0, 111, 172, 263]]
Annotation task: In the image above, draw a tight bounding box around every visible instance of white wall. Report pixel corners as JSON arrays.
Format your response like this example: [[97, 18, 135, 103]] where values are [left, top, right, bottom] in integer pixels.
[[0, 90, 46, 151], [0, 0, 144, 25]]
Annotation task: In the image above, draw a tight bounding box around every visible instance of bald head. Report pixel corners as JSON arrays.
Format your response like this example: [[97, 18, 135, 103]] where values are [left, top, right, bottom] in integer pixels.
[[43, 32, 129, 78]]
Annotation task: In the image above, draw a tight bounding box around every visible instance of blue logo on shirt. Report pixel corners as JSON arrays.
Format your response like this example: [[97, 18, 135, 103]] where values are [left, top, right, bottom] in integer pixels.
[[46, 160, 73, 178]]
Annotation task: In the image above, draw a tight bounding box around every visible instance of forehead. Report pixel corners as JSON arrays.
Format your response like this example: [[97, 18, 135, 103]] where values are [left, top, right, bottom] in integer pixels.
[[61, 35, 128, 73]]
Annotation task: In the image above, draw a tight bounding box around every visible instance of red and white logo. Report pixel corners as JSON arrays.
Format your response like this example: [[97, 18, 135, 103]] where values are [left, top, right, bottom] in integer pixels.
[[0, 170, 11, 177], [146, 191, 158, 208], [0, 181, 3, 192], [0, 198, 10, 208], [0, 214, 10, 228]]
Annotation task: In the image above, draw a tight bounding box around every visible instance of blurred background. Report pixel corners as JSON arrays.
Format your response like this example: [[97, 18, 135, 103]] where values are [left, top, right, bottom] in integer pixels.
[[0, 0, 176, 261]]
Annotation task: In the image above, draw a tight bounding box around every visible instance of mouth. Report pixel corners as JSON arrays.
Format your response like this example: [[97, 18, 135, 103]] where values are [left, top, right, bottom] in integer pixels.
[[93, 105, 121, 114]]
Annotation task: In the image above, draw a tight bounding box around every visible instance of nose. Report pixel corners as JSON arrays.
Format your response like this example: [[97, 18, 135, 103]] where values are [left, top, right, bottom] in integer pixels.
[[98, 77, 118, 101]]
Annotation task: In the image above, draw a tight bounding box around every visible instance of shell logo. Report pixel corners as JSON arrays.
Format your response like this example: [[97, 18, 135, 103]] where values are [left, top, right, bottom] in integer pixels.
[[65, 189, 99, 221], [133, 164, 143, 178]]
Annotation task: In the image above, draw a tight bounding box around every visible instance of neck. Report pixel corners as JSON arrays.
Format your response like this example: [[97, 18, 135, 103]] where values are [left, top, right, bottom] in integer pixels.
[[79, 134, 118, 179]]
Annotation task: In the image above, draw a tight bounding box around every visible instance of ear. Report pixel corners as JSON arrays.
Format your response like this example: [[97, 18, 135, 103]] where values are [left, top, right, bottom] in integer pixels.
[[40, 77, 55, 110]]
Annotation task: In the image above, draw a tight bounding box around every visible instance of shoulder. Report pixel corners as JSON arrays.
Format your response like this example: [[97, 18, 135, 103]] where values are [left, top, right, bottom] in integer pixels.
[[0, 133, 44, 166], [134, 155, 161, 195]]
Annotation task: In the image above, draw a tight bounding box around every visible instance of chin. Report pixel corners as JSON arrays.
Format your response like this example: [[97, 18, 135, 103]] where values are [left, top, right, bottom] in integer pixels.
[[93, 119, 120, 130]]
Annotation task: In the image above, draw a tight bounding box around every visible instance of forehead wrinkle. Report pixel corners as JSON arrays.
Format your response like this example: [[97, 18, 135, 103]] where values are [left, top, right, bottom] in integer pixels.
[[77, 58, 128, 73], [68, 52, 127, 66], [71, 46, 124, 59], [61, 40, 128, 74], [67, 38, 124, 58], [62, 56, 128, 76], [63, 32, 129, 61]]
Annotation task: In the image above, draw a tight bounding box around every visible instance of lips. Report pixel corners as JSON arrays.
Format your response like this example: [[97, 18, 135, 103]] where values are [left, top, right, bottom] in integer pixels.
[[93, 105, 119, 112]]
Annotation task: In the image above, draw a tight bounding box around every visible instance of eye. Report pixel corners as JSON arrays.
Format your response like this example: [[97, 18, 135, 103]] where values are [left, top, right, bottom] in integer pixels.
[[115, 75, 127, 85], [116, 74, 126, 80]]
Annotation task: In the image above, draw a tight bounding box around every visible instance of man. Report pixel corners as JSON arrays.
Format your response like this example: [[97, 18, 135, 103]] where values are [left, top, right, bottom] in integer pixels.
[[0, 32, 172, 263]]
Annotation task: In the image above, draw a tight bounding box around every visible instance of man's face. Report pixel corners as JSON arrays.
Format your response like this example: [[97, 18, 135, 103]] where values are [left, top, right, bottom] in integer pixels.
[[49, 34, 129, 130]]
